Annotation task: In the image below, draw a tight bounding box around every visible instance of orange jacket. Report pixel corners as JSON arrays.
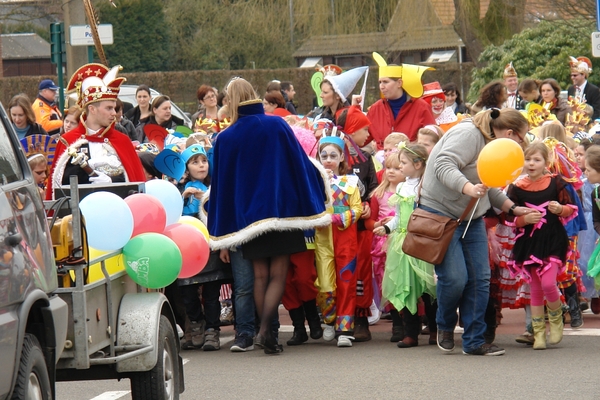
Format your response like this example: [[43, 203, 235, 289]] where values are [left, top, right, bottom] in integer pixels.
[[32, 96, 63, 135]]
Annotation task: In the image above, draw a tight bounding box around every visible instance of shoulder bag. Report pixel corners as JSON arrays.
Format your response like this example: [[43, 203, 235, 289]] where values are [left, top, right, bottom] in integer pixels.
[[402, 184, 477, 265]]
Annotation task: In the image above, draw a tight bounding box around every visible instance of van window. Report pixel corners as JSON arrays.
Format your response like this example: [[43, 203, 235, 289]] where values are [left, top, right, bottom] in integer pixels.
[[0, 121, 23, 185]]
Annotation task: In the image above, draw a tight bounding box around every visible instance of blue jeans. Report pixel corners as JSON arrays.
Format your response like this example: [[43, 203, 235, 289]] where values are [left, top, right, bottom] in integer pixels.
[[230, 248, 256, 338], [421, 205, 490, 352]]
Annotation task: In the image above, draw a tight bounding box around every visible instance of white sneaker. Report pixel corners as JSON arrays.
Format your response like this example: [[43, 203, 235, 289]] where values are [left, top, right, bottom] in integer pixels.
[[368, 300, 381, 326], [322, 324, 335, 341], [337, 335, 354, 347]]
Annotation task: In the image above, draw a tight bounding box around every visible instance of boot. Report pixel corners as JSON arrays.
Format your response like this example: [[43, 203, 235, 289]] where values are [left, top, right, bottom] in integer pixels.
[[353, 316, 372, 342], [303, 300, 323, 339], [531, 316, 546, 350], [567, 294, 584, 328], [286, 307, 308, 346], [547, 306, 564, 345], [390, 325, 404, 342]]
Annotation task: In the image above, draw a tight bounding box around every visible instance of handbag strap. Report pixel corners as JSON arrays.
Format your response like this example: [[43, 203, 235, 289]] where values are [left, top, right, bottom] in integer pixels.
[[416, 181, 477, 224]]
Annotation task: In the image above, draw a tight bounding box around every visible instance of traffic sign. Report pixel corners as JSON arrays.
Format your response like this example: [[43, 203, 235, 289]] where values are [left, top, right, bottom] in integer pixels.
[[69, 24, 113, 46], [593, 32, 600, 57]]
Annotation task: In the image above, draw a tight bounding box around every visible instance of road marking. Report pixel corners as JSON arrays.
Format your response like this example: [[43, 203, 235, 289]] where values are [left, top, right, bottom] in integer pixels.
[[89, 391, 130, 400], [563, 328, 600, 336]]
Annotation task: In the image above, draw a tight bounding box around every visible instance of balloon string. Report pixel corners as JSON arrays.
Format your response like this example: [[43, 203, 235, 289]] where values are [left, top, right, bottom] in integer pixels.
[[462, 198, 480, 239]]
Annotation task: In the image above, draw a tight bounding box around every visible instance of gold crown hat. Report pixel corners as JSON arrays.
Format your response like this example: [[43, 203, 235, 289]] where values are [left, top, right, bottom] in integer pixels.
[[66, 63, 126, 109], [569, 56, 592, 76], [372, 52, 433, 98], [503, 62, 518, 78]]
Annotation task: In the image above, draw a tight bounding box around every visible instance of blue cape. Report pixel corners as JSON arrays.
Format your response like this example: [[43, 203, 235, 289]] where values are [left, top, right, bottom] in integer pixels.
[[207, 101, 330, 249]]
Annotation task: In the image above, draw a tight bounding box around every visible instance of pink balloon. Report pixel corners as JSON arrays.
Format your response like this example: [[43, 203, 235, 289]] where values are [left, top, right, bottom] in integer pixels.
[[125, 193, 168, 237], [163, 223, 210, 279]]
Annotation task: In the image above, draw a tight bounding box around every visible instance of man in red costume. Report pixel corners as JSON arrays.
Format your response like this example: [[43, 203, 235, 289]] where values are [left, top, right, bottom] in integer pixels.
[[366, 52, 435, 147], [46, 63, 146, 199]]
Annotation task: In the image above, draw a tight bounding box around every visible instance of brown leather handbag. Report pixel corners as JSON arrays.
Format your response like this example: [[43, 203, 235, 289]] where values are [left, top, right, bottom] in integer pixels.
[[402, 195, 477, 265]]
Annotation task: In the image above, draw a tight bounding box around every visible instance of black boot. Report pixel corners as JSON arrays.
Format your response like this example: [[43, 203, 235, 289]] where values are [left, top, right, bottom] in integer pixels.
[[564, 284, 583, 329], [303, 299, 323, 339], [286, 307, 309, 346]]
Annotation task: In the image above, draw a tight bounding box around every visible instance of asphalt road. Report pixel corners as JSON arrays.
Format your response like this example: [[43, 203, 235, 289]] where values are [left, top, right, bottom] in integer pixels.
[[56, 307, 600, 400]]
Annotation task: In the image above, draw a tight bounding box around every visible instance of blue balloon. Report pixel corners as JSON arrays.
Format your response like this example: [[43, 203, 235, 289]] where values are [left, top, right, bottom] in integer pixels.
[[79, 191, 134, 251], [144, 179, 184, 225]]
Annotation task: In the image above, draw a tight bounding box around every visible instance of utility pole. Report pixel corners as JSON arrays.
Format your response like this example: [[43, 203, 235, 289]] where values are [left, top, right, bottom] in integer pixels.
[[63, 0, 89, 78]]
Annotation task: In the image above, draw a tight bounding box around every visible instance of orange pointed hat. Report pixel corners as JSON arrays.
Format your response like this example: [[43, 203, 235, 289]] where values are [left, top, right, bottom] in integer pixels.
[[66, 63, 126, 109]]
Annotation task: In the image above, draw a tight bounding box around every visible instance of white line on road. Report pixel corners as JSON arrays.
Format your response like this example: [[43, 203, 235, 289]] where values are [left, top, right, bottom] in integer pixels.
[[89, 391, 130, 400]]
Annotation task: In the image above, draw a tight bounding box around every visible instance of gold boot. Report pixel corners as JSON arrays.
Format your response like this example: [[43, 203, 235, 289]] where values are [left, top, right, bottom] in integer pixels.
[[531, 316, 546, 350], [547, 306, 564, 345]]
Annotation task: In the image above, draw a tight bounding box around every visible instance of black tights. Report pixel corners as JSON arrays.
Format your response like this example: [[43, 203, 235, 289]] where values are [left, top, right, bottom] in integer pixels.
[[253, 255, 290, 340]]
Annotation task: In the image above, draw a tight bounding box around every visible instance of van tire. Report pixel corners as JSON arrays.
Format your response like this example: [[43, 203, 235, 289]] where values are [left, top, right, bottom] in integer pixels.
[[11, 334, 52, 400], [130, 315, 179, 400]]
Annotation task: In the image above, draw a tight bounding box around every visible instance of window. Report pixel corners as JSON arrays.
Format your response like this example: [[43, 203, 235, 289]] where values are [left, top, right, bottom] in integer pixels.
[[0, 118, 23, 186]]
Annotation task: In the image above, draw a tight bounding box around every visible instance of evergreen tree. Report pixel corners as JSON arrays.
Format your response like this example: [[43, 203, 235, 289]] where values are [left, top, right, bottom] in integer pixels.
[[468, 19, 596, 101], [98, 0, 172, 72]]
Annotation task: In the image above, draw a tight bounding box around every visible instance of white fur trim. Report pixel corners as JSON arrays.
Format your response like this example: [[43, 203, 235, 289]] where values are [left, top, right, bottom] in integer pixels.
[[51, 137, 88, 199], [209, 213, 332, 251]]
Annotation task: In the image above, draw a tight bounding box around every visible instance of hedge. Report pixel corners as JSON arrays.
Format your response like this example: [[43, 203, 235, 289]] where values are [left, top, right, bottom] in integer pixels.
[[1, 64, 473, 116]]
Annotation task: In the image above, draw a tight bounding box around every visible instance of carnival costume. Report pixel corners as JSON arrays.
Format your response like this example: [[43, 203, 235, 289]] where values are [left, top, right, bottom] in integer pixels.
[[506, 175, 576, 282], [46, 64, 146, 199], [382, 178, 436, 315], [369, 190, 395, 308], [207, 100, 330, 250], [315, 133, 363, 334]]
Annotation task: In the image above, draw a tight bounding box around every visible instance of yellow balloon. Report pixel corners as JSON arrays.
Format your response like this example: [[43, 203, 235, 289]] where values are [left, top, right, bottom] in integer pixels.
[[178, 216, 209, 242], [477, 138, 524, 188]]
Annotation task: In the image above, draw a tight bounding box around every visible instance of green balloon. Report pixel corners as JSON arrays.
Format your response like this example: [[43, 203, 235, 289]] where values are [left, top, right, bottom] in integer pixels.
[[123, 233, 182, 289]]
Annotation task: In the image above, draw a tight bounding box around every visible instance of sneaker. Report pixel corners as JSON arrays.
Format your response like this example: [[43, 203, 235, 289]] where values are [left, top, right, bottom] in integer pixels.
[[367, 301, 380, 325], [220, 305, 234, 326], [337, 335, 354, 347], [190, 320, 206, 347], [515, 332, 535, 345], [230, 335, 254, 352], [437, 330, 455, 352], [202, 328, 220, 351], [462, 343, 505, 356], [322, 324, 335, 342]]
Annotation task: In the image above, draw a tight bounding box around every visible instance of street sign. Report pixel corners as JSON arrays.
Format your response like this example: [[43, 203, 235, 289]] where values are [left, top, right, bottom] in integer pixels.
[[69, 24, 113, 46], [593, 32, 600, 57]]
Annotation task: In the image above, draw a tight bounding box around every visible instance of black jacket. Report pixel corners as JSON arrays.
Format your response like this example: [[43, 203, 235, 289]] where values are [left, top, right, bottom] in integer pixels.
[[568, 81, 600, 120]]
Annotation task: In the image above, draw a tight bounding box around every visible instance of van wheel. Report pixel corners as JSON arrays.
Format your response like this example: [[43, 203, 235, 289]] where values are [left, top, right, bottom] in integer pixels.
[[130, 315, 179, 400], [11, 334, 52, 400]]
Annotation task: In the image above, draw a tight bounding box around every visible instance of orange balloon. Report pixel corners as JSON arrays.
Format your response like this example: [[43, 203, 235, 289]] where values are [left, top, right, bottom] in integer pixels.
[[477, 138, 524, 187]]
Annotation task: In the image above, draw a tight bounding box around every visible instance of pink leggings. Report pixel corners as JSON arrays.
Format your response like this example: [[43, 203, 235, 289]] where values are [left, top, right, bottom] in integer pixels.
[[529, 261, 561, 307]]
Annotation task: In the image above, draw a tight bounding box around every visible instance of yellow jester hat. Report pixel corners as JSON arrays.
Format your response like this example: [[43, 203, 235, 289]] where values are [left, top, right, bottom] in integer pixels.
[[372, 52, 433, 98]]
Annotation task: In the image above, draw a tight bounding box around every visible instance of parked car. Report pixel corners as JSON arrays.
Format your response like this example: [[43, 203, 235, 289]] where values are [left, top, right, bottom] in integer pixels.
[[118, 85, 192, 128], [0, 103, 69, 399]]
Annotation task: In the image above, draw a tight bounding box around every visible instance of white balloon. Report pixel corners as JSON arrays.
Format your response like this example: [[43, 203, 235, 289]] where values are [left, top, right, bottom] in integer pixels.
[[144, 179, 184, 225], [79, 191, 134, 251]]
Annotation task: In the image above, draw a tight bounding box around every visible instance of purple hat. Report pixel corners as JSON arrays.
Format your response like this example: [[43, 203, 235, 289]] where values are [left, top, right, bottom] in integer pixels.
[[39, 79, 59, 91]]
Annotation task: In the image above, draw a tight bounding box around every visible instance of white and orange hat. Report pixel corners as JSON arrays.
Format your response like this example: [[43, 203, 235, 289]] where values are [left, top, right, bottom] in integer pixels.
[[569, 56, 592, 77], [503, 62, 518, 78]]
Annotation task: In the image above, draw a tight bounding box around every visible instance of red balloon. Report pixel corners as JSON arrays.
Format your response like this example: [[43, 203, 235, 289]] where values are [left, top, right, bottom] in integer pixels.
[[163, 223, 210, 279], [125, 193, 168, 237]]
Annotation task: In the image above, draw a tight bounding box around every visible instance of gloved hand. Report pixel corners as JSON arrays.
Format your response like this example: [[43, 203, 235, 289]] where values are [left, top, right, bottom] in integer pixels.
[[89, 171, 112, 184], [331, 214, 343, 227]]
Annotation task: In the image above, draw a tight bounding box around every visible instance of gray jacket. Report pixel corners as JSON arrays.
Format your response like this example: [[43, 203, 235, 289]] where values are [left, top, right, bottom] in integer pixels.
[[420, 119, 508, 219]]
